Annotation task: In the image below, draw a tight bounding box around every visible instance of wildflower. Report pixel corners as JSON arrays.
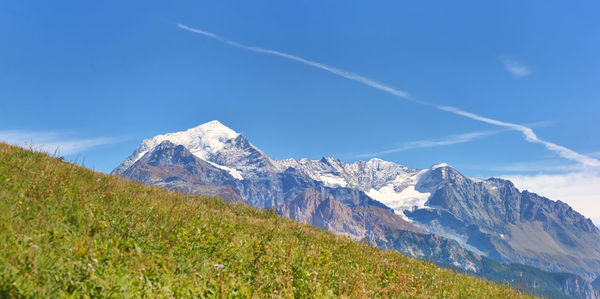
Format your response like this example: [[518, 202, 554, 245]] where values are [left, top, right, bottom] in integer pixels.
[[88, 253, 98, 263], [82, 263, 94, 271], [18, 201, 23, 205], [214, 263, 224, 270]]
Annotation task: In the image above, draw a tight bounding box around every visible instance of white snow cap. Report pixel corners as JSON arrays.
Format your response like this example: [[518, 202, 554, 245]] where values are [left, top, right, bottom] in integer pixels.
[[136, 120, 239, 162], [431, 163, 452, 169], [112, 120, 241, 175]]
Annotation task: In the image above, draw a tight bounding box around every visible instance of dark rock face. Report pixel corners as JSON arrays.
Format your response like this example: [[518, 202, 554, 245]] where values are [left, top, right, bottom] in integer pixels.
[[379, 230, 485, 272], [276, 189, 486, 273], [125, 141, 234, 185], [276, 189, 420, 241], [122, 141, 245, 204], [407, 166, 600, 281], [560, 276, 600, 299], [594, 276, 600, 288]]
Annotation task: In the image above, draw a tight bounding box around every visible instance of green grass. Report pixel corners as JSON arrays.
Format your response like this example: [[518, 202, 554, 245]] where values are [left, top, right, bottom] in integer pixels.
[[0, 143, 530, 298]]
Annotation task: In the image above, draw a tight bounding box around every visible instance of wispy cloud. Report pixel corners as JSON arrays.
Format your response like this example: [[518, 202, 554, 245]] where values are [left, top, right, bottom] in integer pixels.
[[357, 130, 498, 158], [482, 160, 583, 173], [0, 130, 120, 156], [499, 56, 532, 78], [177, 24, 600, 168], [360, 121, 551, 159]]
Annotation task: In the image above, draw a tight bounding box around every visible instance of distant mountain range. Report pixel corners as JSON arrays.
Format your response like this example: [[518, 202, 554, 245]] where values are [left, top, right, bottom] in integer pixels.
[[113, 121, 600, 298]]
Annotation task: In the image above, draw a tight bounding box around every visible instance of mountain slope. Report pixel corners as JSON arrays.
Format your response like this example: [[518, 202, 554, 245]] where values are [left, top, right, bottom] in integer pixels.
[[277, 189, 485, 272], [406, 166, 600, 280], [276, 188, 420, 241], [0, 142, 528, 297], [277, 191, 600, 298], [123, 140, 245, 203]]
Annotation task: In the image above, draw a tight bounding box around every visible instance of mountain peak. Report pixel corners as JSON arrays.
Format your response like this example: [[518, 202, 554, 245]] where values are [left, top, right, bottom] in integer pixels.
[[431, 163, 453, 169], [188, 120, 239, 138], [366, 157, 395, 166], [111, 121, 241, 175], [202, 119, 225, 126], [138, 121, 240, 162], [320, 156, 340, 164], [194, 120, 233, 130]]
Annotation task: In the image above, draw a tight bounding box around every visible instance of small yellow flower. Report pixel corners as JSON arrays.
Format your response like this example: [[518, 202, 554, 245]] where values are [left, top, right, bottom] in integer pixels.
[[18, 201, 23, 205], [75, 247, 86, 256]]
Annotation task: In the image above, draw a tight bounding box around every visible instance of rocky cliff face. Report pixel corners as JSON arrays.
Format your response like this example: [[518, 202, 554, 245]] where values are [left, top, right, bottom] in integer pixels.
[[277, 188, 419, 241], [276, 189, 486, 273], [560, 276, 600, 299], [594, 276, 600, 288], [122, 140, 245, 204], [405, 166, 600, 280]]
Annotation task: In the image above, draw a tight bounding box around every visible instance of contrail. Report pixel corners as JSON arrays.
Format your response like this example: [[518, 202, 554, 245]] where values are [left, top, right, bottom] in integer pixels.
[[437, 105, 600, 167], [177, 24, 419, 103], [177, 23, 600, 168]]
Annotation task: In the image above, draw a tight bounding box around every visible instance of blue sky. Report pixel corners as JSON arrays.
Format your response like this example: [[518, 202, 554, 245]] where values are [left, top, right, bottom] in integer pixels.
[[1, 1, 599, 223]]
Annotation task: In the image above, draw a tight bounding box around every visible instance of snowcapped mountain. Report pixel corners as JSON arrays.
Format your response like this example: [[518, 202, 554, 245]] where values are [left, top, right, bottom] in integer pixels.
[[276, 157, 426, 212], [114, 120, 239, 174], [113, 120, 600, 288], [113, 120, 282, 181], [113, 121, 454, 217]]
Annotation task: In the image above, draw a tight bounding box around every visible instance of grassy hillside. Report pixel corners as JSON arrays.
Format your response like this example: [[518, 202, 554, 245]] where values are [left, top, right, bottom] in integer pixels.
[[0, 143, 529, 298]]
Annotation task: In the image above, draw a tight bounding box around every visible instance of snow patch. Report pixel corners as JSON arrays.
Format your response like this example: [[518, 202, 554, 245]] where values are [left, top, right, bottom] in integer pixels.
[[470, 177, 485, 183], [319, 174, 348, 187], [431, 163, 451, 169], [134, 150, 149, 163], [366, 183, 431, 213], [206, 161, 244, 180]]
